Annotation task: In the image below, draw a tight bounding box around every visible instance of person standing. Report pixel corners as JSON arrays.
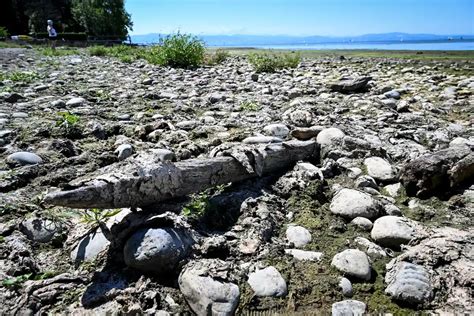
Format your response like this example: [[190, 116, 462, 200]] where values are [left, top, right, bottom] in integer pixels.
[[47, 20, 57, 50]]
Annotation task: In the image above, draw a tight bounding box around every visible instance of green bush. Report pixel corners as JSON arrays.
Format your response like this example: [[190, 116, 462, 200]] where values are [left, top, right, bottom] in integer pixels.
[[0, 26, 8, 39], [206, 49, 231, 65], [248, 51, 301, 73], [40, 47, 80, 56], [88, 46, 108, 56], [158, 33, 205, 68]]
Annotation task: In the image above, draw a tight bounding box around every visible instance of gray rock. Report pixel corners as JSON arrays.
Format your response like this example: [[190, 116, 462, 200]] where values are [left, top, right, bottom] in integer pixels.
[[51, 99, 66, 108], [330, 188, 379, 219], [383, 183, 403, 198], [289, 110, 313, 127], [71, 229, 110, 263], [66, 97, 86, 107], [363, 157, 397, 182], [330, 76, 372, 93], [354, 237, 387, 258], [179, 259, 240, 316], [400, 145, 473, 198], [385, 90, 401, 99], [152, 148, 176, 162], [339, 277, 353, 297], [284, 249, 323, 261], [263, 123, 290, 138], [247, 266, 287, 297], [123, 227, 193, 273], [384, 204, 402, 216], [115, 144, 133, 161], [350, 217, 373, 231], [371, 216, 417, 248], [286, 225, 311, 248], [331, 249, 371, 281], [355, 175, 378, 190], [332, 300, 366, 316], [317, 127, 345, 147], [7, 152, 43, 165], [385, 262, 433, 305], [290, 126, 323, 140], [20, 218, 61, 243], [242, 136, 282, 144]]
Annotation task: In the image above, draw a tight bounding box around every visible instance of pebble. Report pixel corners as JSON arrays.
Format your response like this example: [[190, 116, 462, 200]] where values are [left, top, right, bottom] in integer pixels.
[[330, 188, 379, 219], [316, 127, 345, 147], [363, 157, 397, 182], [66, 97, 86, 107], [263, 123, 290, 138], [350, 217, 373, 231], [284, 249, 323, 261], [115, 144, 133, 161], [371, 216, 417, 248]]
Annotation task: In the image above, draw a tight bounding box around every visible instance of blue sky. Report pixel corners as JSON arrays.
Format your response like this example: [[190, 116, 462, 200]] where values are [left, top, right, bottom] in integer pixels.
[[125, 0, 474, 36]]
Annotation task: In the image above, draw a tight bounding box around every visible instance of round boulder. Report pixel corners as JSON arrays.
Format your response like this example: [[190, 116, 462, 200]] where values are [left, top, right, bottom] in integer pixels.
[[316, 127, 345, 147], [331, 249, 371, 281], [363, 157, 397, 182], [7, 152, 43, 166], [263, 123, 290, 138], [124, 227, 193, 273], [371, 216, 417, 248], [247, 266, 287, 297], [286, 225, 312, 248], [330, 188, 379, 219], [20, 218, 62, 243]]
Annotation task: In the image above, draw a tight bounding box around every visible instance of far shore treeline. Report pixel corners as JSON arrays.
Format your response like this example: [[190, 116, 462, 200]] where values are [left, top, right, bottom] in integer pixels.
[[0, 0, 132, 39]]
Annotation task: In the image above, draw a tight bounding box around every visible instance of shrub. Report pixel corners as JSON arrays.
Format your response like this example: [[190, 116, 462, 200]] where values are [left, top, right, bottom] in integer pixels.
[[248, 51, 301, 73], [0, 26, 8, 39], [206, 49, 231, 65], [239, 100, 260, 112], [158, 33, 205, 68], [8, 71, 38, 83], [89, 46, 108, 56], [40, 47, 80, 57]]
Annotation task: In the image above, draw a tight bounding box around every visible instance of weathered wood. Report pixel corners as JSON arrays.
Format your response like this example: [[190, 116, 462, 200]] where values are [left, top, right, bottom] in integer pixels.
[[44, 140, 319, 208]]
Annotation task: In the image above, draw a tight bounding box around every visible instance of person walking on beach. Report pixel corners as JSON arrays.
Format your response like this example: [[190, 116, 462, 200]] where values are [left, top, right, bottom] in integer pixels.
[[47, 20, 57, 50]]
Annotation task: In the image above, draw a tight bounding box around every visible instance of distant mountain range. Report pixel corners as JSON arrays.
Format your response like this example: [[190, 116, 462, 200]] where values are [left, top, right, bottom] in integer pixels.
[[130, 32, 474, 46]]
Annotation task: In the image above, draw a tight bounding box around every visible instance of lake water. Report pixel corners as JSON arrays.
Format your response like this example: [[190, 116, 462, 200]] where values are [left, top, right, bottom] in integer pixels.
[[214, 41, 474, 51]]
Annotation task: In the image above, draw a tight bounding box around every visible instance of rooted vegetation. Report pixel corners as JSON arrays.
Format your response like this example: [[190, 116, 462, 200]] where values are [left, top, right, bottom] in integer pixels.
[[248, 51, 301, 72]]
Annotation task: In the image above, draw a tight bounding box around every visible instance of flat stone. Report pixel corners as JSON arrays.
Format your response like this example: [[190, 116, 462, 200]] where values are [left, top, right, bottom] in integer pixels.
[[66, 97, 86, 107], [371, 216, 417, 248], [286, 225, 312, 248], [247, 266, 287, 297], [7, 152, 43, 165], [331, 249, 371, 281], [332, 300, 366, 316], [385, 262, 433, 305], [330, 188, 379, 219], [20, 218, 62, 243], [290, 126, 323, 140], [242, 136, 282, 144], [284, 249, 323, 261], [364, 157, 397, 182], [354, 237, 387, 258]]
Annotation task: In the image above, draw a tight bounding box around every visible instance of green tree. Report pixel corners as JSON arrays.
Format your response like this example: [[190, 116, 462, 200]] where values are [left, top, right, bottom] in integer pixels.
[[71, 0, 132, 39]]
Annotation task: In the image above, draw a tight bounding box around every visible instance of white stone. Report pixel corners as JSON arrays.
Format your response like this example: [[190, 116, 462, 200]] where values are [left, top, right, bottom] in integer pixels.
[[331, 249, 371, 281], [363, 157, 396, 182], [286, 225, 312, 248], [66, 97, 86, 107], [247, 266, 287, 297], [330, 188, 379, 219], [316, 127, 345, 147], [371, 216, 417, 248], [350, 217, 373, 231], [332, 300, 366, 316], [263, 123, 290, 138], [285, 249, 323, 261]]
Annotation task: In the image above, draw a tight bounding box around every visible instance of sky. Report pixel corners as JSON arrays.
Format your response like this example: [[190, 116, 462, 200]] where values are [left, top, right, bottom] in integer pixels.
[[125, 0, 474, 36]]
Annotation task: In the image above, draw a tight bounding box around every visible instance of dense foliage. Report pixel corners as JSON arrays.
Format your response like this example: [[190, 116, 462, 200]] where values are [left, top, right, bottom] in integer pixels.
[[0, 0, 132, 39]]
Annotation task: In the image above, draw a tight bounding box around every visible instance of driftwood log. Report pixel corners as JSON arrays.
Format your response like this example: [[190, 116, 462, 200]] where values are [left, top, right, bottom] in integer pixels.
[[44, 140, 319, 208]]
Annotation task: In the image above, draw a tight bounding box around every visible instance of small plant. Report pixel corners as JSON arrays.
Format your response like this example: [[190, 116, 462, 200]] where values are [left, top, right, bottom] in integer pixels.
[[206, 49, 230, 65], [8, 71, 38, 83], [39, 47, 80, 57], [239, 100, 260, 112], [182, 185, 227, 219], [158, 32, 205, 68], [248, 51, 301, 73], [56, 111, 79, 129], [0, 26, 8, 39], [81, 208, 121, 226], [2, 273, 32, 288]]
